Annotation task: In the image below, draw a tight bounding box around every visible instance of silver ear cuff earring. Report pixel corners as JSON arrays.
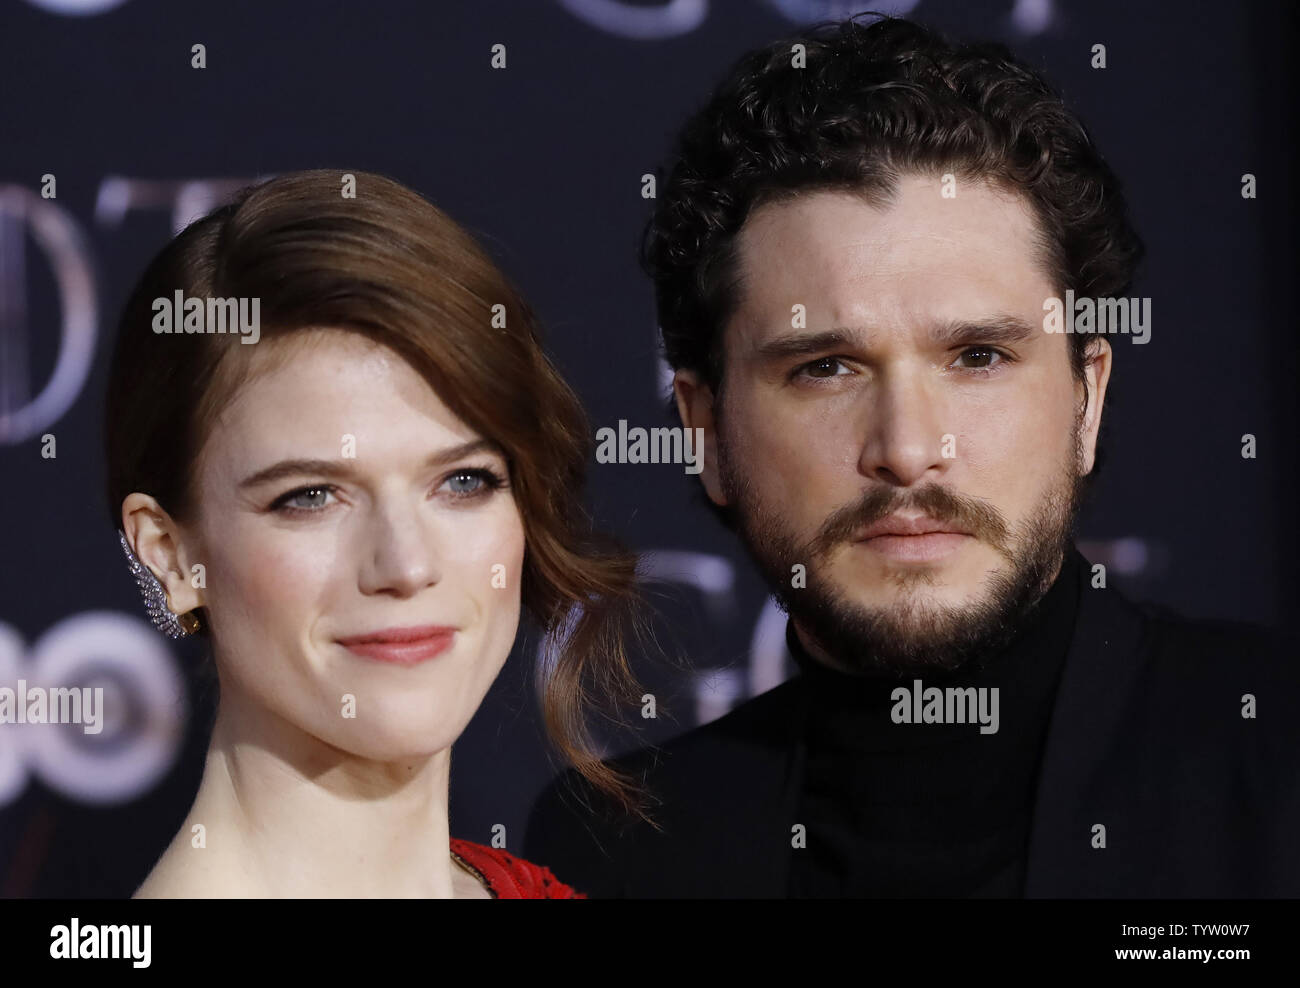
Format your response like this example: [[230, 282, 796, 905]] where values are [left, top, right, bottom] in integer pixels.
[[118, 531, 202, 639]]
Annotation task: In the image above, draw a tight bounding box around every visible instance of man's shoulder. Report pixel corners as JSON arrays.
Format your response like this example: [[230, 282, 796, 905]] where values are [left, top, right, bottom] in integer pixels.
[[1031, 586, 1300, 894], [615, 674, 805, 771], [1075, 568, 1292, 671], [526, 676, 804, 837], [1126, 594, 1296, 681], [1072, 582, 1298, 749], [523, 677, 807, 894], [539, 674, 804, 801]]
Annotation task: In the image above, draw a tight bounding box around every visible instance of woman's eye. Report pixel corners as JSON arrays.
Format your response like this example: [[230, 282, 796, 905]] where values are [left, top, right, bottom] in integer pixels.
[[954, 347, 1005, 370], [798, 357, 850, 379], [272, 486, 335, 513], [270, 471, 505, 514], [442, 468, 505, 498], [446, 472, 483, 495]]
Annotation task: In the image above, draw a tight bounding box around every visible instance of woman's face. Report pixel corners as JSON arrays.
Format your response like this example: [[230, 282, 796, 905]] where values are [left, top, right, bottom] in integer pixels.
[[182, 327, 526, 760]]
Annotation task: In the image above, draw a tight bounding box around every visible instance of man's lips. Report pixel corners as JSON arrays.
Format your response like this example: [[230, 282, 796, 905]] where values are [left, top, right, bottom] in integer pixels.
[[852, 515, 972, 563], [335, 626, 457, 666], [855, 515, 971, 540]]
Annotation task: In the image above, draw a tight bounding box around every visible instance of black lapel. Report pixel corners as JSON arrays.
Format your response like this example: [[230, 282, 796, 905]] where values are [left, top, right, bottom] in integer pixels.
[[1024, 559, 1148, 896]]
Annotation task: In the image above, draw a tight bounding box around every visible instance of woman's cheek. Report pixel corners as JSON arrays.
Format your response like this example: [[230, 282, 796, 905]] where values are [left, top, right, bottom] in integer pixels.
[[206, 528, 323, 633], [464, 499, 527, 588], [491, 517, 527, 614], [464, 512, 526, 681]]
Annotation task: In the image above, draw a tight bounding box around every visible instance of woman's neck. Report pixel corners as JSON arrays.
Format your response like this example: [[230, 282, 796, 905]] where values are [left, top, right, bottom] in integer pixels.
[[135, 697, 481, 898]]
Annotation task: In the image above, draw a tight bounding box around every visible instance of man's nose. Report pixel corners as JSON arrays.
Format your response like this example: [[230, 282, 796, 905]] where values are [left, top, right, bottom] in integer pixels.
[[856, 365, 950, 487]]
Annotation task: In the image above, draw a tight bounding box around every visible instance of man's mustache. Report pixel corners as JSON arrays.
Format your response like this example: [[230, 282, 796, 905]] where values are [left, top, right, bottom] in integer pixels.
[[805, 483, 1012, 562]]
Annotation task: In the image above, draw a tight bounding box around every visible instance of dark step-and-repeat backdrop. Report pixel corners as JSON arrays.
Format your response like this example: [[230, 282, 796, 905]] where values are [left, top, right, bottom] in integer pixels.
[[1, 0, 1295, 902]]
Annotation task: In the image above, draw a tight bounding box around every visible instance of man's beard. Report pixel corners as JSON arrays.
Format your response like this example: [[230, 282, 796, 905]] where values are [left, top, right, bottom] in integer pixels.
[[717, 428, 1087, 677]]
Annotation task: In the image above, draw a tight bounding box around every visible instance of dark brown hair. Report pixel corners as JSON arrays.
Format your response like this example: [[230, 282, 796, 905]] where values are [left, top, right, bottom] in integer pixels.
[[104, 169, 647, 815]]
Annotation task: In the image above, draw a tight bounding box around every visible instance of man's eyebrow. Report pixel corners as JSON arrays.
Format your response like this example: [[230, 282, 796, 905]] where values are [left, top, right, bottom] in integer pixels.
[[931, 315, 1039, 347], [751, 316, 1038, 362], [237, 439, 501, 490], [752, 329, 854, 362]]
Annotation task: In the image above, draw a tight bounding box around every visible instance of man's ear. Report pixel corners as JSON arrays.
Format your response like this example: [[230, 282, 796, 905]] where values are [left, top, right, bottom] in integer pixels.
[[1078, 337, 1113, 475], [121, 493, 205, 616], [672, 369, 728, 507]]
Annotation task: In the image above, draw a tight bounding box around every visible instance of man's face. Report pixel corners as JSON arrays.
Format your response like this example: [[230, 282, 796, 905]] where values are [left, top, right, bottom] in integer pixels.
[[674, 175, 1110, 674]]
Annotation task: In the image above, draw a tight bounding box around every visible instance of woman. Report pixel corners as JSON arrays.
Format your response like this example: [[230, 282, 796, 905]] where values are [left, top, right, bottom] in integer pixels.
[[105, 169, 644, 898]]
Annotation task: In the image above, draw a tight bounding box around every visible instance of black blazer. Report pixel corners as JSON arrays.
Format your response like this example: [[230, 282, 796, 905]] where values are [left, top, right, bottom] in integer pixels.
[[524, 566, 1300, 897]]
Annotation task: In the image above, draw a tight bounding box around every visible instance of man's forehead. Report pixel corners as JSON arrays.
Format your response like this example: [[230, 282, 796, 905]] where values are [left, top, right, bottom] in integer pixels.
[[727, 181, 1055, 347], [737, 180, 1044, 275]]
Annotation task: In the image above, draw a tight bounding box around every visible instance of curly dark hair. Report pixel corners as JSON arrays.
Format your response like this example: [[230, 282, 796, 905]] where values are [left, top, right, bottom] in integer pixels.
[[641, 13, 1143, 428]]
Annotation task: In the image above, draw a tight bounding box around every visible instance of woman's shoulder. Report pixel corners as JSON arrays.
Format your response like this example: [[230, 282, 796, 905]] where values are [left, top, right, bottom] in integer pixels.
[[449, 838, 586, 899]]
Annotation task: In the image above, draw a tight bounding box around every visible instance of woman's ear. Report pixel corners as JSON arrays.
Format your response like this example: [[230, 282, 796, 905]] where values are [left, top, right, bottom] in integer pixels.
[[121, 493, 205, 616]]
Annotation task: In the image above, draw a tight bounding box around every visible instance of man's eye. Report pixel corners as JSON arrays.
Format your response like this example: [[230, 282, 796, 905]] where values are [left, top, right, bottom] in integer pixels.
[[798, 357, 850, 379], [954, 347, 1005, 370]]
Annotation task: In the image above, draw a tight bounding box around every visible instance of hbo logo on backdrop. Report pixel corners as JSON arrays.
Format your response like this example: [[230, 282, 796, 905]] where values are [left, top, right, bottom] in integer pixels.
[[0, 612, 186, 806]]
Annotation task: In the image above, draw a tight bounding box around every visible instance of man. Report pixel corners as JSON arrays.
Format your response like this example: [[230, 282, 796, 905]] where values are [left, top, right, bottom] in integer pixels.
[[524, 15, 1298, 897]]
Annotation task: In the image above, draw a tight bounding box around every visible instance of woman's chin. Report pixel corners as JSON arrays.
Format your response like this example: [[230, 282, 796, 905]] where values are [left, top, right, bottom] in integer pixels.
[[312, 725, 460, 764]]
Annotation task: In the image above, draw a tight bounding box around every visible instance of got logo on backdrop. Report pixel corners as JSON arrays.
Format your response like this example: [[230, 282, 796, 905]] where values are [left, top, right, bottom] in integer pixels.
[[0, 612, 186, 806], [0, 186, 97, 445], [0, 177, 252, 445]]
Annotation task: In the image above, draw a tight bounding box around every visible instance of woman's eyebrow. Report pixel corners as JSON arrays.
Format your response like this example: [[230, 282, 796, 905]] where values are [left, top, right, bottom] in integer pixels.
[[236, 439, 500, 490]]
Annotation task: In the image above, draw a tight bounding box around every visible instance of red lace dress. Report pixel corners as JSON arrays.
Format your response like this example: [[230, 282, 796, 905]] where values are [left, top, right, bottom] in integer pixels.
[[449, 838, 585, 899]]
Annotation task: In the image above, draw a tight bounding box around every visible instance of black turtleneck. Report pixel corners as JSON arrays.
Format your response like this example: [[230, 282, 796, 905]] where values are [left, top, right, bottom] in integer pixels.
[[786, 547, 1084, 897]]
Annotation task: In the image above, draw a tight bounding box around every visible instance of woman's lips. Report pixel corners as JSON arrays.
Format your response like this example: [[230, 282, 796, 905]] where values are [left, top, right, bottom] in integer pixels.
[[336, 626, 457, 666]]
